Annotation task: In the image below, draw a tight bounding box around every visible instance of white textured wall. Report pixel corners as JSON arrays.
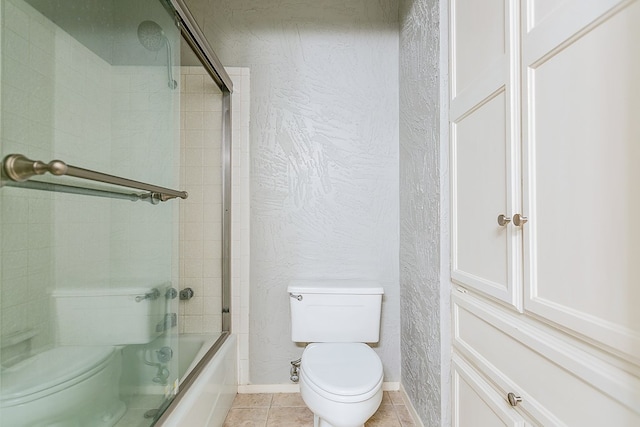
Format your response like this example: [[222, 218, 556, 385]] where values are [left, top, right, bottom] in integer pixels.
[[399, 0, 448, 425], [186, 0, 401, 384]]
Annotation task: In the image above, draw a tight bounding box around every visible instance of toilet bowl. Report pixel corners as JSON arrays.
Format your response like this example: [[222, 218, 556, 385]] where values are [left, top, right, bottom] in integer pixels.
[[288, 281, 385, 427], [0, 285, 170, 427], [0, 346, 126, 427], [299, 343, 383, 427]]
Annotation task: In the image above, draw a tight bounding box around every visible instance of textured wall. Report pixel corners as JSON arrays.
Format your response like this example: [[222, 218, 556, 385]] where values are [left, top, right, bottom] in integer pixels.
[[398, 0, 444, 425], [185, 0, 401, 384]]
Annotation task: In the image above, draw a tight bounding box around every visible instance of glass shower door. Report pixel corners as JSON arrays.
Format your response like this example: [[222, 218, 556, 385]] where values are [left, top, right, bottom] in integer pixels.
[[0, 0, 183, 425]]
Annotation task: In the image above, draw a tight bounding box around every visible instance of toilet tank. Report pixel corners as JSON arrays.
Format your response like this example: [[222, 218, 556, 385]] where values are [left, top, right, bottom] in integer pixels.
[[288, 280, 384, 343], [52, 284, 171, 346]]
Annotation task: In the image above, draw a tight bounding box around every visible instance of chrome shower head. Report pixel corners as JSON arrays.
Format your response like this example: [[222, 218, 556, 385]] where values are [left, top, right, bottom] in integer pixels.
[[137, 20, 166, 52], [137, 20, 177, 89]]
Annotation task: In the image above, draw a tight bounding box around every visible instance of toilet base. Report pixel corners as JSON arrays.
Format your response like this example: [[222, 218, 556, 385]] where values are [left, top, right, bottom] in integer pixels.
[[314, 414, 363, 427], [301, 377, 382, 427]]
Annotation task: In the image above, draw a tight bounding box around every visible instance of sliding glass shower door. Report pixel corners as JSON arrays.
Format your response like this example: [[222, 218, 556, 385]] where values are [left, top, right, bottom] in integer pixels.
[[0, 0, 184, 425]]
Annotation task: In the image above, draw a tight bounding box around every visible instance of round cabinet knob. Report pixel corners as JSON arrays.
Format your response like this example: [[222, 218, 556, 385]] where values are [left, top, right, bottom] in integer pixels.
[[513, 214, 528, 227], [507, 392, 522, 407], [497, 214, 511, 226]]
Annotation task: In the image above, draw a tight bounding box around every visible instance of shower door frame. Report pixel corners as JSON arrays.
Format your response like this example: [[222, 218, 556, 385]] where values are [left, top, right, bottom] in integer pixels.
[[155, 0, 233, 423]]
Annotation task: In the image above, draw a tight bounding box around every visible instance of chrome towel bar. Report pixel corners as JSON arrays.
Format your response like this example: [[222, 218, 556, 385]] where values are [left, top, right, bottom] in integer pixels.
[[2, 154, 188, 202]]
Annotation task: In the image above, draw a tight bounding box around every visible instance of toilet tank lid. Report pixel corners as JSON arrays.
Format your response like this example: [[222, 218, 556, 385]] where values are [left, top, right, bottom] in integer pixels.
[[287, 280, 383, 295]]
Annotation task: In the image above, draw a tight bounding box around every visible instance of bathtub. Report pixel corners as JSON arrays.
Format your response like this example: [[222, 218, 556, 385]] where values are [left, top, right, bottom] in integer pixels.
[[157, 333, 237, 426]]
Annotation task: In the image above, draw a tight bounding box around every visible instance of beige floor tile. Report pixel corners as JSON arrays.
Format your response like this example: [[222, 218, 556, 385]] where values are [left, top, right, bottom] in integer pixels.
[[271, 392, 307, 407], [223, 408, 269, 427], [231, 393, 273, 408], [395, 405, 416, 427], [365, 404, 401, 427], [387, 390, 406, 406], [223, 392, 418, 427], [266, 406, 314, 427], [380, 391, 394, 406]]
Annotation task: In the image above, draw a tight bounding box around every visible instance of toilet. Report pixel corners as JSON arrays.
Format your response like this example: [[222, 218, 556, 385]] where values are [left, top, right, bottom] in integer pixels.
[[288, 280, 384, 427], [0, 285, 169, 427], [0, 346, 126, 427]]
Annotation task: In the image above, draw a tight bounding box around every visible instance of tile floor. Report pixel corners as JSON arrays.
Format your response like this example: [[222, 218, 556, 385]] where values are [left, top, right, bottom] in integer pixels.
[[223, 391, 416, 427]]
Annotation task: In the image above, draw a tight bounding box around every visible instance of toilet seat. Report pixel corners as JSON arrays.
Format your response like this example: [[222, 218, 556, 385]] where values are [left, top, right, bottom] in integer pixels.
[[0, 346, 116, 406], [301, 342, 383, 404]]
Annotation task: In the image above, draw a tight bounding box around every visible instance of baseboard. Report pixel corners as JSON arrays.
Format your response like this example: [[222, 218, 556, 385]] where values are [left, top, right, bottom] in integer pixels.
[[238, 381, 400, 394], [238, 384, 300, 394], [400, 383, 425, 427], [382, 381, 400, 391]]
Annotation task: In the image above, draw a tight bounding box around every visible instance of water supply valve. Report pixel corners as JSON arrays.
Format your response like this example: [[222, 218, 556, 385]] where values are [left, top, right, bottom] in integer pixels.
[[290, 358, 301, 383], [179, 287, 194, 300]]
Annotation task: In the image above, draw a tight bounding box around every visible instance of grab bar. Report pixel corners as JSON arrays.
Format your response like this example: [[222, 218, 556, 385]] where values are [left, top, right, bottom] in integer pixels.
[[2, 154, 188, 202]]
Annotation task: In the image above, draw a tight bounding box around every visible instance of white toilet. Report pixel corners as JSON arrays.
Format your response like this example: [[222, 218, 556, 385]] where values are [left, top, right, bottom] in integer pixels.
[[0, 285, 169, 427], [288, 281, 384, 427], [1, 345, 126, 427]]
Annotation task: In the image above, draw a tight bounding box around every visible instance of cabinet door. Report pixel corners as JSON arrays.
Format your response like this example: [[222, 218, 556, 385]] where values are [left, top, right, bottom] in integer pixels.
[[450, 0, 523, 309], [522, 0, 640, 361], [452, 354, 528, 427]]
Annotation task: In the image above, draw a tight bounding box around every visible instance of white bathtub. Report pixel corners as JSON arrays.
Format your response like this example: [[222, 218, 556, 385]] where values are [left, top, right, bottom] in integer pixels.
[[178, 333, 218, 380], [158, 333, 237, 426]]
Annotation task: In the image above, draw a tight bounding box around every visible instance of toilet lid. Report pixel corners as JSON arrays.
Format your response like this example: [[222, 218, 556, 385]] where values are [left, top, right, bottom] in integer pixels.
[[0, 346, 115, 403], [302, 343, 383, 399]]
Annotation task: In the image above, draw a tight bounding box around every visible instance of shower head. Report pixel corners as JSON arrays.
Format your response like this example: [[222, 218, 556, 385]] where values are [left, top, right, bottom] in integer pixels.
[[137, 20, 178, 89], [137, 20, 166, 52]]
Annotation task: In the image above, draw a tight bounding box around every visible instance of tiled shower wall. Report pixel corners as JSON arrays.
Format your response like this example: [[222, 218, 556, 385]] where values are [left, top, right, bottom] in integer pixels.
[[177, 66, 251, 372], [0, 0, 112, 353], [178, 65, 224, 334]]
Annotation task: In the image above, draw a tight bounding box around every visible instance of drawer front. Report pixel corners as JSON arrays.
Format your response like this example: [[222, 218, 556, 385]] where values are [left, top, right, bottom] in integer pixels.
[[453, 292, 640, 426], [453, 353, 527, 427]]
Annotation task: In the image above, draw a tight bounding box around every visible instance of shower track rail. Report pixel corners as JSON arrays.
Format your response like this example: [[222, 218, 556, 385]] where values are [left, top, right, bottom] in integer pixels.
[[1, 153, 188, 203]]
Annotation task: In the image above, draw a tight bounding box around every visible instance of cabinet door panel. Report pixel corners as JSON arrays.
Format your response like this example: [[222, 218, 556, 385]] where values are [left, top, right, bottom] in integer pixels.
[[450, 0, 522, 309], [522, 0, 640, 361], [453, 354, 527, 427], [452, 92, 512, 300], [451, 0, 506, 99]]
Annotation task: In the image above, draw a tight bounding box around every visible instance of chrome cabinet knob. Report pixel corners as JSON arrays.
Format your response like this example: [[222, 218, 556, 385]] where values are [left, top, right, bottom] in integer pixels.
[[507, 392, 522, 407], [497, 214, 511, 226], [513, 214, 528, 227]]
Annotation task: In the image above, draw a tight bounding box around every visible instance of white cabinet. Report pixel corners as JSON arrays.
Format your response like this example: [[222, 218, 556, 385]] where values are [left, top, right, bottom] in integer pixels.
[[521, 0, 640, 363], [453, 292, 640, 426], [450, 0, 523, 310], [450, 0, 640, 423], [452, 354, 528, 427], [451, 0, 640, 361]]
